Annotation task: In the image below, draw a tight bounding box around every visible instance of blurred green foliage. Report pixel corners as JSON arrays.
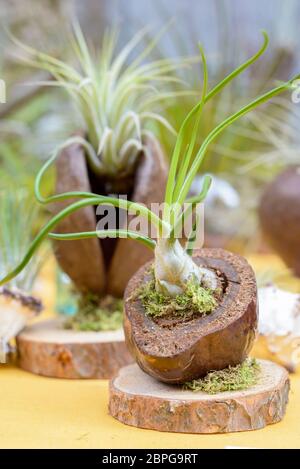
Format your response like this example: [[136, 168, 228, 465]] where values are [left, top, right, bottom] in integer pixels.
[[0, 189, 48, 291]]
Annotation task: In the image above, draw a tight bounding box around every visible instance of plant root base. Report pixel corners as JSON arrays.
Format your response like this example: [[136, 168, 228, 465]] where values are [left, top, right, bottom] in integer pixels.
[[17, 319, 133, 379], [109, 360, 289, 433]]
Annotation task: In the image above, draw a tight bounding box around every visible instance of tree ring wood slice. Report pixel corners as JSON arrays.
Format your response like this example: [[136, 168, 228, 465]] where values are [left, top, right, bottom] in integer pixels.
[[17, 318, 133, 379], [109, 360, 290, 433]]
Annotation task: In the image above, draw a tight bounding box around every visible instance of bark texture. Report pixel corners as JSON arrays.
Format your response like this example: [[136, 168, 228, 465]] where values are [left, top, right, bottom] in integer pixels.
[[259, 166, 300, 276], [53, 134, 106, 295], [124, 248, 258, 384], [109, 360, 290, 434], [17, 319, 133, 379]]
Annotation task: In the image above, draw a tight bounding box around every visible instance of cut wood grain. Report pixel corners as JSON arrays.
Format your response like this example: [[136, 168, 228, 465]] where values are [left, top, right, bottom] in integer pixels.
[[17, 318, 133, 379], [109, 360, 290, 433]]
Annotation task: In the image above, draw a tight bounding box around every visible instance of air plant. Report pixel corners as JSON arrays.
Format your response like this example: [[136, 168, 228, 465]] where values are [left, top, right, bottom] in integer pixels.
[[11, 21, 195, 179], [0, 33, 298, 378]]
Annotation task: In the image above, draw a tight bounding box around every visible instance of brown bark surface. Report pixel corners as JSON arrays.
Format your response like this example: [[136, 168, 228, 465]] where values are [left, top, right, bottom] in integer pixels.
[[53, 135, 106, 295], [17, 319, 133, 379], [124, 248, 258, 384], [259, 166, 300, 276], [109, 360, 290, 434]]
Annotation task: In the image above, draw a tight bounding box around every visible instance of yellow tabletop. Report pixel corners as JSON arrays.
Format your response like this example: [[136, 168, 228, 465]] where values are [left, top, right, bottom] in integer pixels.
[[1, 254, 300, 449]]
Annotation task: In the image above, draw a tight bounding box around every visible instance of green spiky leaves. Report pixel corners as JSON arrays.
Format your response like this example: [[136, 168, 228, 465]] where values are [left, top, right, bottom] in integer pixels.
[[11, 22, 195, 177]]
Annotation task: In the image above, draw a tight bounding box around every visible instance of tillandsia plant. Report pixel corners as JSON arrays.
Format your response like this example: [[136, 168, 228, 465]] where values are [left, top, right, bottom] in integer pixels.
[[0, 190, 43, 363], [11, 22, 186, 178], [10, 21, 198, 300], [0, 32, 299, 381]]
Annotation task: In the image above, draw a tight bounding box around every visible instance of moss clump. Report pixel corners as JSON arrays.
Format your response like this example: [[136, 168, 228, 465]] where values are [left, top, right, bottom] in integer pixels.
[[137, 273, 217, 319], [64, 294, 123, 331], [184, 358, 260, 394]]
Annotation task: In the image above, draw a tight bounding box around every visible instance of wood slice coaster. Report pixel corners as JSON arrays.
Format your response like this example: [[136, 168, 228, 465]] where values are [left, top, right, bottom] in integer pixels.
[[17, 318, 133, 379], [109, 360, 290, 433]]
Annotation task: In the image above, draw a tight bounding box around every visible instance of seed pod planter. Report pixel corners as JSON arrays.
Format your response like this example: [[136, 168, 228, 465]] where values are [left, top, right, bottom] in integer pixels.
[[1, 32, 294, 429], [124, 248, 258, 384], [259, 166, 300, 276], [54, 135, 167, 297]]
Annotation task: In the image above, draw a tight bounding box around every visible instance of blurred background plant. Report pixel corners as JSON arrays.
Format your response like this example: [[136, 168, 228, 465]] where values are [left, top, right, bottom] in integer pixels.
[[0, 189, 46, 292], [12, 21, 197, 180]]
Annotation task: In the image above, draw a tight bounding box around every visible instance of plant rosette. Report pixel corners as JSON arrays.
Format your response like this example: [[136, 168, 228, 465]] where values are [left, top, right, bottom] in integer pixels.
[[12, 22, 197, 299], [0, 32, 295, 427]]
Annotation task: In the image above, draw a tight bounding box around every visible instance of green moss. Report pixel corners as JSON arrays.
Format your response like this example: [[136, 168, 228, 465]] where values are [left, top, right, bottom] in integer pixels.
[[184, 358, 260, 394], [137, 273, 217, 319], [64, 294, 123, 332]]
